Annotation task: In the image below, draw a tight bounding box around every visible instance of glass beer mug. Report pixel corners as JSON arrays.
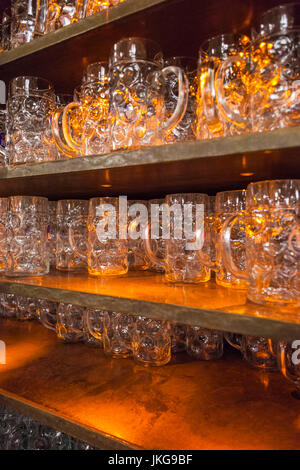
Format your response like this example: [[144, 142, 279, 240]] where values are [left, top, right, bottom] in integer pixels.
[[164, 56, 197, 143], [109, 37, 189, 150], [196, 33, 251, 140], [6, 196, 49, 277], [60, 62, 110, 156], [216, 3, 300, 132], [197, 189, 248, 289], [222, 179, 300, 307], [87, 197, 128, 276], [144, 193, 211, 284], [7, 76, 57, 165]]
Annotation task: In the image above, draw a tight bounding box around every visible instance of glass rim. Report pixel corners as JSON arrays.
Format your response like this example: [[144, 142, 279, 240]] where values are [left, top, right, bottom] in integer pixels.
[[109, 36, 164, 66], [253, 2, 300, 40], [9, 76, 54, 97], [246, 179, 300, 208], [199, 33, 250, 56], [164, 56, 198, 73]]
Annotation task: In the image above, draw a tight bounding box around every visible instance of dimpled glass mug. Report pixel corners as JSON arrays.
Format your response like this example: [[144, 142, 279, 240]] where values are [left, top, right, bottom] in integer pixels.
[[226, 334, 277, 370], [144, 193, 211, 284], [196, 33, 251, 140], [59, 62, 111, 156], [197, 189, 248, 289], [109, 37, 189, 150], [87, 197, 128, 276], [216, 4, 300, 132], [56, 199, 88, 272], [6, 196, 49, 277], [222, 180, 300, 306], [132, 316, 171, 366], [186, 327, 223, 361], [7, 76, 57, 165]]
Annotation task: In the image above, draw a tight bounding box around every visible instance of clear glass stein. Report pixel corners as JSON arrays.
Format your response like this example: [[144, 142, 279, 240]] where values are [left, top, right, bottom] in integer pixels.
[[87, 197, 128, 276], [216, 4, 300, 132], [58, 62, 111, 156], [56, 199, 88, 272], [6, 76, 57, 165], [222, 180, 300, 307], [196, 33, 251, 140], [109, 37, 189, 150], [10, 0, 37, 49], [198, 189, 248, 289], [56, 303, 84, 343], [6, 196, 49, 277], [186, 327, 223, 360], [132, 316, 171, 366], [44, 1, 80, 33], [103, 311, 134, 358], [226, 334, 277, 370], [145, 193, 211, 284]]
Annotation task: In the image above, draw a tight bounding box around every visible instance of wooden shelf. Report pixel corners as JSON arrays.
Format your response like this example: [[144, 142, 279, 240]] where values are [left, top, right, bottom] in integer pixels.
[[0, 128, 299, 198], [0, 319, 300, 450], [0, 271, 299, 341]]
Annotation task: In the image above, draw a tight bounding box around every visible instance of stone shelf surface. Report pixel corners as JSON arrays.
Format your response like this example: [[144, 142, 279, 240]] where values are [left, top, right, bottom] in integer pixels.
[[0, 271, 299, 341], [0, 128, 299, 198], [0, 320, 300, 450]]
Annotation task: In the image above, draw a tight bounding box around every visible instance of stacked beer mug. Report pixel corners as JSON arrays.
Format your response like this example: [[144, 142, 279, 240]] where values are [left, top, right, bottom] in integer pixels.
[[0, 1, 126, 51]]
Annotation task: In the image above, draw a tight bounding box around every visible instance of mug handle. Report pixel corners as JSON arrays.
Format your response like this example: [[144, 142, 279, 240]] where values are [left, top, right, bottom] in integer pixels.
[[62, 102, 83, 152], [224, 333, 242, 351], [196, 221, 219, 272], [215, 55, 248, 128], [143, 223, 168, 273], [161, 66, 189, 133], [83, 309, 103, 342], [39, 307, 56, 332], [288, 224, 300, 255], [220, 214, 249, 281], [50, 108, 79, 158]]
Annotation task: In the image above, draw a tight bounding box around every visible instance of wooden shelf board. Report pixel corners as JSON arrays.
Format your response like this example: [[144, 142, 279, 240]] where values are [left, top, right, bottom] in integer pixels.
[[0, 319, 300, 450], [0, 128, 299, 198], [0, 271, 299, 341]]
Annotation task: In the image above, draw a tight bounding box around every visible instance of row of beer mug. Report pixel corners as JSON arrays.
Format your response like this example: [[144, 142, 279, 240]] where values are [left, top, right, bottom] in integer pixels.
[[2, 1, 300, 166], [0, 178, 299, 308], [1, 0, 124, 52], [1, 293, 300, 397]]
